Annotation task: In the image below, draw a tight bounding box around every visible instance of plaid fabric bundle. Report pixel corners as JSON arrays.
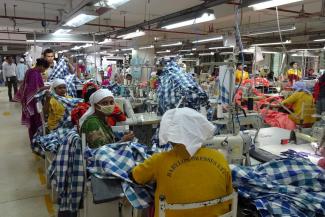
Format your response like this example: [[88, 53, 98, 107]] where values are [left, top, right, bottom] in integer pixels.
[[48, 58, 70, 81], [218, 66, 234, 104], [231, 158, 325, 217], [48, 129, 84, 212], [157, 61, 209, 115], [65, 74, 82, 98], [32, 127, 72, 157], [85, 142, 171, 209]]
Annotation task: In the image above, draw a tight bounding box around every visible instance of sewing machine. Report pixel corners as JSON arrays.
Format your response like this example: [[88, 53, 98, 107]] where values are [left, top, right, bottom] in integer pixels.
[[290, 114, 325, 150], [204, 133, 252, 165]]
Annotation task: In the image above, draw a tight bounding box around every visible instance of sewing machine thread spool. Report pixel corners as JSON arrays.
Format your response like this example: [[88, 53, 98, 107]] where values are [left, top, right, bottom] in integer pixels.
[[247, 98, 254, 111]]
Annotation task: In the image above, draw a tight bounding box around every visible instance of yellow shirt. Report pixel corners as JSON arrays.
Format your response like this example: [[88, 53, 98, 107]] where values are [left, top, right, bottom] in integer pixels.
[[287, 68, 302, 79], [47, 96, 71, 130], [282, 91, 316, 124], [132, 145, 232, 217], [235, 69, 249, 84]]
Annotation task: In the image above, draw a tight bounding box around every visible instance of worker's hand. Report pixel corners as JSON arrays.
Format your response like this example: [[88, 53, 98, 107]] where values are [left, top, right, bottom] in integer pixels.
[[121, 131, 135, 142]]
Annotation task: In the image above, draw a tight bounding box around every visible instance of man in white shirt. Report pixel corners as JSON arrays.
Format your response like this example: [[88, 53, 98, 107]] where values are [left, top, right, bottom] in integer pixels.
[[2, 56, 17, 102], [16, 58, 28, 85]]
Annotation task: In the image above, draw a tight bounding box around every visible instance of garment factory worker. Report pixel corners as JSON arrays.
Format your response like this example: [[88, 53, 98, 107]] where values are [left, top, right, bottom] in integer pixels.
[[287, 62, 302, 82], [235, 63, 249, 85], [313, 73, 325, 115], [43, 49, 56, 80], [80, 89, 133, 149], [131, 107, 233, 217], [15, 58, 50, 142], [281, 81, 316, 126], [3, 56, 17, 102], [43, 79, 71, 131], [16, 58, 28, 85]]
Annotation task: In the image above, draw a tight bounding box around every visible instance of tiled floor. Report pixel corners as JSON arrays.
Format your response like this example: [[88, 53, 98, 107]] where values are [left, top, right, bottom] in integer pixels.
[[0, 87, 53, 217]]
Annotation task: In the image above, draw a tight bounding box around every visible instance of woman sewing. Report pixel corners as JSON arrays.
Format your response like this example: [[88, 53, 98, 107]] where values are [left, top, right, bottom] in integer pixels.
[[131, 107, 233, 217], [79, 89, 133, 149], [43, 79, 71, 131], [281, 81, 316, 126]]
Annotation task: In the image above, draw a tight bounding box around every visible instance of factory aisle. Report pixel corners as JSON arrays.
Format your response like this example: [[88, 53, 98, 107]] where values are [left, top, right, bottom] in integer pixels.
[[0, 86, 54, 217]]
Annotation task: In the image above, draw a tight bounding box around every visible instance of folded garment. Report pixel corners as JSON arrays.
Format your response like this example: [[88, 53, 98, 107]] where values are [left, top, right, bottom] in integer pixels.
[[260, 109, 296, 130]]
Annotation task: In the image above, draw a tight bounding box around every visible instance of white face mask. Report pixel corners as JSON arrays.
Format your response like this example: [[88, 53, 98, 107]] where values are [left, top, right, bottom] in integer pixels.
[[98, 105, 115, 115]]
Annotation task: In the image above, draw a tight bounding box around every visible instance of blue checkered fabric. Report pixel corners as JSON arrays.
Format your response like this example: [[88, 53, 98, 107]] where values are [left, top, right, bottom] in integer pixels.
[[48, 129, 84, 212], [48, 58, 70, 81], [218, 68, 232, 104], [85, 142, 171, 209], [157, 61, 209, 115], [32, 127, 72, 157], [231, 158, 325, 217], [65, 74, 82, 98]]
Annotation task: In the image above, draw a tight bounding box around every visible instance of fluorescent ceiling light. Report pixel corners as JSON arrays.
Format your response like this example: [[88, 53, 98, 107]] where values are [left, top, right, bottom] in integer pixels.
[[199, 52, 215, 56], [27, 39, 94, 43], [179, 49, 192, 52], [249, 0, 303, 11], [161, 42, 182, 47], [245, 26, 296, 36], [162, 12, 215, 30], [185, 53, 194, 56], [94, 0, 130, 9], [99, 38, 112, 44], [156, 50, 171, 54], [117, 30, 145, 39], [192, 36, 223, 44], [209, 46, 233, 50], [53, 29, 72, 35], [58, 50, 69, 54], [139, 45, 154, 50], [314, 38, 325, 42], [64, 13, 98, 27], [71, 43, 92, 50], [252, 40, 291, 46], [121, 48, 133, 51]]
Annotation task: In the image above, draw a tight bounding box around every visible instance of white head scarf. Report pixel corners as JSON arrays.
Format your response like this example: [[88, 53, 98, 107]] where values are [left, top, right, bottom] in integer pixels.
[[79, 89, 114, 127], [159, 107, 216, 156], [51, 78, 66, 92]]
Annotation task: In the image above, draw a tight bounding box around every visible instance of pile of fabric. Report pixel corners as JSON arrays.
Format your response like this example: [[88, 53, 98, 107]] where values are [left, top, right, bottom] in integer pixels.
[[85, 142, 171, 209], [231, 158, 325, 217], [157, 61, 209, 115]]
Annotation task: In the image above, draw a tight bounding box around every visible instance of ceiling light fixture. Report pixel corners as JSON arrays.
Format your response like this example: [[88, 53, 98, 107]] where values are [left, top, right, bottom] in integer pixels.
[[94, 0, 130, 9], [251, 40, 291, 46], [161, 12, 215, 30], [248, 0, 303, 11], [121, 48, 134, 51], [156, 50, 171, 54], [192, 36, 223, 44], [244, 25, 296, 36], [117, 30, 145, 39], [139, 45, 154, 50], [53, 29, 72, 35], [179, 49, 192, 52], [63, 13, 98, 27], [199, 52, 215, 56], [161, 42, 182, 47], [209, 46, 233, 50], [99, 38, 112, 44], [27, 39, 95, 44], [313, 38, 325, 42]]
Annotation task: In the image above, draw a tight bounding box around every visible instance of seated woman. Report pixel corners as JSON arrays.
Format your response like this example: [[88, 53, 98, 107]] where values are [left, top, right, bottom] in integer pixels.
[[131, 108, 233, 217], [281, 81, 316, 126], [79, 89, 133, 149], [44, 79, 71, 131]]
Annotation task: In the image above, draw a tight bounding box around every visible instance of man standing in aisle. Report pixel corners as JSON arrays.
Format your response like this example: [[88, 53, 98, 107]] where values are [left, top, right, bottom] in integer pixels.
[[43, 48, 56, 80], [2, 56, 17, 102], [16, 58, 28, 86]]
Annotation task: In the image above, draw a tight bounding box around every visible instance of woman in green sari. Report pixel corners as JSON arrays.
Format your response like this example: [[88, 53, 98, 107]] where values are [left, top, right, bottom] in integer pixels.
[[80, 89, 134, 149]]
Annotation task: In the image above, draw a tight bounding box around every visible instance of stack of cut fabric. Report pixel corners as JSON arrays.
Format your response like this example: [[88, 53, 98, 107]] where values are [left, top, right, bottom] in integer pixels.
[[157, 61, 209, 115], [231, 158, 325, 217]]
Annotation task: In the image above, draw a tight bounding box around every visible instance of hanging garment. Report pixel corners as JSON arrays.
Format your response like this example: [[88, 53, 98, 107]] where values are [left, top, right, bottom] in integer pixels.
[[157, 61, 209, 115], [231, 158, 325, 217], [48, 129, 85, 212], [48, 58, 70, 81]]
